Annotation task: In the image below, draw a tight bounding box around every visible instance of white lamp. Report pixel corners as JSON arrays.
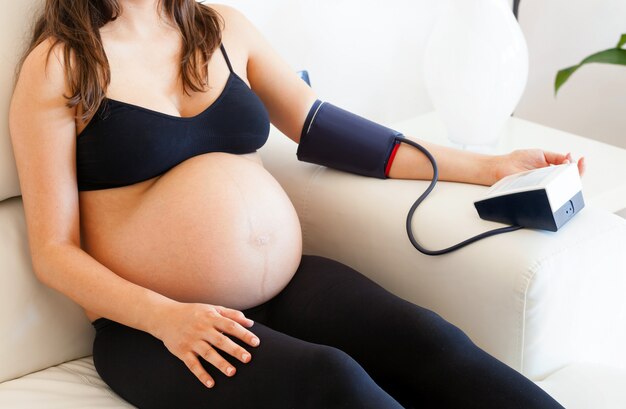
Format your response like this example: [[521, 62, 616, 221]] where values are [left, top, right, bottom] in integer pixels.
[[423, 0, 528, 149]]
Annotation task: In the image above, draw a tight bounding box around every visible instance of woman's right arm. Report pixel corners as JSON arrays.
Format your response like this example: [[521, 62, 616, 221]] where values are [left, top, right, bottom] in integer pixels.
[[9, 40, 258, 388]]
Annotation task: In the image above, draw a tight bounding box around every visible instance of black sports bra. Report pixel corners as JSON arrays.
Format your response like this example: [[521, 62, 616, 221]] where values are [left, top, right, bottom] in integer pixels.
[[76, 45, 270, 191]]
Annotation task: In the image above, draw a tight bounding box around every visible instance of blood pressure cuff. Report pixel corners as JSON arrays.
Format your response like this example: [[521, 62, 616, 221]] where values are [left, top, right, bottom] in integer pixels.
[[297, 100, 402, 179]]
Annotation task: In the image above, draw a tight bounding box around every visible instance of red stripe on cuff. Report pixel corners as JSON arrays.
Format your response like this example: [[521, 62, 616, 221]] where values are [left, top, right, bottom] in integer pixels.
[[385, 142, 401, 177], [385, 141, 400, 177]]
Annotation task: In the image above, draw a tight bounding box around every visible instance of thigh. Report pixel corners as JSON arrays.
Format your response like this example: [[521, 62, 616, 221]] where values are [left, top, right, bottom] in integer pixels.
[[92, 318, 401, 409], [261, 256, 564, 409], [260, 256, 446, 382]]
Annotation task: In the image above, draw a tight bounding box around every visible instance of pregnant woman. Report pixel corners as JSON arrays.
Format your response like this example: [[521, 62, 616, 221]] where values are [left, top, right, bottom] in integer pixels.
[[10, 1, 581, 408]]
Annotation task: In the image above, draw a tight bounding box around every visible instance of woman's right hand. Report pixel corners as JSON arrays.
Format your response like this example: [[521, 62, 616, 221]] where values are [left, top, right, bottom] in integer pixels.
[[151, 301, 260, 388]]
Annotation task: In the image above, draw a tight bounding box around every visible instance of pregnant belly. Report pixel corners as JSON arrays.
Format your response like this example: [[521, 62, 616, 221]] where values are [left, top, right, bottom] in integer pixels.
[[80, 153, 303, 311]]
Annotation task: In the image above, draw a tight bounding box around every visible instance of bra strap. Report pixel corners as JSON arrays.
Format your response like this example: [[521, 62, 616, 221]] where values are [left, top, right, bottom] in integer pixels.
[[220, 44, 235, 73]]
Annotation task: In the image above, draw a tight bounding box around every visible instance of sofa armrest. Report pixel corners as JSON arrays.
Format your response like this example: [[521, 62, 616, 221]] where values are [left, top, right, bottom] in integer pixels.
[[260, 127, 626, 380], [0, 197, 94, 383]]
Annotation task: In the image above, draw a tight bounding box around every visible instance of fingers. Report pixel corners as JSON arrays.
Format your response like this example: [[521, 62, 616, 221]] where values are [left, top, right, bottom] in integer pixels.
[[216, 306, 255, 328], [562, 152, 586, 176], [214, 314, 260, 349], [165, 304, 260, 389], [214, 307, 260, 347], [201, 307, 259, 365], [542, 151, 586, 176], [183, 354, 216, 389], [195, 342, 238, 378], [577, 156, 586, 176], [185, 333, 250, 388], [207, 329, 254, 364], [542, 150, 568, 165]]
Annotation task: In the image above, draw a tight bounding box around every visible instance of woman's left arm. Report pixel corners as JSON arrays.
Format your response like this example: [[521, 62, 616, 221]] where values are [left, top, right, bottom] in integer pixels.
[[388, 140, 586, 185]]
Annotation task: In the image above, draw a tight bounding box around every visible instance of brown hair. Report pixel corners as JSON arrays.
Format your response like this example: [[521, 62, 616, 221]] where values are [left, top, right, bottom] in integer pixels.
[[25, 0, 223, 122]]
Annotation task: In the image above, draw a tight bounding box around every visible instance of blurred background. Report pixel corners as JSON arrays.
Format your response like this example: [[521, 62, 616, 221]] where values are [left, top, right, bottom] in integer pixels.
[[223, 0, 626, 148]]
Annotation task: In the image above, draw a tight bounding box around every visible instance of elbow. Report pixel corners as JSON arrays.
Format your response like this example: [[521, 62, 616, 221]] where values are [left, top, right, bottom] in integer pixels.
[[30, 249, 55, 287], [29, 242, 76, 288]]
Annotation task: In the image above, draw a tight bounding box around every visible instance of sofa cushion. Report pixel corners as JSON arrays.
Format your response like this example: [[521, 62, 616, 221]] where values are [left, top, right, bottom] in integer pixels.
[[0, 197, 94, 383], [536, 363, 626, 409], [0, 357, 132, 408], [2, 357, 626, 409]]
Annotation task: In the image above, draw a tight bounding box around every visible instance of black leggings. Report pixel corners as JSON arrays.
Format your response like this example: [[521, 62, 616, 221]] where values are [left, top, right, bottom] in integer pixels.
[[92, 255, 563, 409]]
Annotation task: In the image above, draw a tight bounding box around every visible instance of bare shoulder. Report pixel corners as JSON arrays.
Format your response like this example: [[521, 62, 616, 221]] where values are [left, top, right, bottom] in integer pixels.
[[16, 37, 69, 98], [207, 3, 247, 23], [10, 36, 76, 146], [206, 3, 259, 46]]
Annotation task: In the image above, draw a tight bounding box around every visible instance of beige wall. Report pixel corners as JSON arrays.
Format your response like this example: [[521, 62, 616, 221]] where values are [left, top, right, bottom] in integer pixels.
[[223, 0, 442, 126], [515, 0, 626, 149]]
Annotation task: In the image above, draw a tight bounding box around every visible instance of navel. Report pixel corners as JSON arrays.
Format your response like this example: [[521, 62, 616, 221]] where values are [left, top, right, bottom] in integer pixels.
[[255, 234, 271, 247]]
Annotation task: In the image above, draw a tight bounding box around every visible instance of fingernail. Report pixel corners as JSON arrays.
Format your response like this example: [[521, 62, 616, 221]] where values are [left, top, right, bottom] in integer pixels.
[[226, 367, 235, 376], [242, 353, 251, 362], [207, 380, 214, 388], [251, 337, 260, 347]]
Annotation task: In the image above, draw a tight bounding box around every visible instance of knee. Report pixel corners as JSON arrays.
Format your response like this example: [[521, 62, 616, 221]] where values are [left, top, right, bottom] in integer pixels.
[[305, 346, 382, 407], [310, 346, 366, 387], [418, 310, 478, 360]]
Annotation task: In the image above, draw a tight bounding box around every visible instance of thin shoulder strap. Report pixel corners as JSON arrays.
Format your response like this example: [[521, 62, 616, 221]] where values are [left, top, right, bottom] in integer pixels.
[[219, 44, 235, 73]]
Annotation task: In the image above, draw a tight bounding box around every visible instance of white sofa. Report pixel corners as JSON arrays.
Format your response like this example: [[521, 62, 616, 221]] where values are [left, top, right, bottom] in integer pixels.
[[2, 1, 626, 408]]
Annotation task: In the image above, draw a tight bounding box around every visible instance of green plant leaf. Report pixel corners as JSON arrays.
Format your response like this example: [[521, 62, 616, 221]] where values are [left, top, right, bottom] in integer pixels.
[[555, 48, 626, 95], [555, 65, 579, 94], [618, 33, 626, 49]]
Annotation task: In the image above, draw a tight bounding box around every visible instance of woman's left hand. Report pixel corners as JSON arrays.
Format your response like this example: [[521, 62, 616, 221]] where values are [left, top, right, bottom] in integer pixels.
[[491, 149, 585, 185]]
